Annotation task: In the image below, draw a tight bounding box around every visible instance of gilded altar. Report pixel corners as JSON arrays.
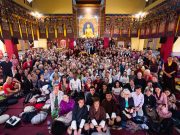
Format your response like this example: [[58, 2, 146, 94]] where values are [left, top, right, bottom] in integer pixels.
[[79, 15, 98, 38]]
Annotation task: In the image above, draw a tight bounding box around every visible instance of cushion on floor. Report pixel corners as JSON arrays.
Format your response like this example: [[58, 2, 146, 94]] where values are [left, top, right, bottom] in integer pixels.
[[24, 106, 36, 113], [31, 111, 48, 125], [0, 114, 10, 124]]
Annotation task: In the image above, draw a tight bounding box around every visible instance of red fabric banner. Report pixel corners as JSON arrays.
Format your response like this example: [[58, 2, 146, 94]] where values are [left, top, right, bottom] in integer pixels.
[[104, 37, 109, 49]]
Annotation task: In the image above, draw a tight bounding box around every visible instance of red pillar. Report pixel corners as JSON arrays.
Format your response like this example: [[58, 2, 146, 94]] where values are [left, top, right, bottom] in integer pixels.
[[69, 38, 74, 50], [104, 37, 109, 49], [4, 39, 19, 59], [160, 36, 174, 62]]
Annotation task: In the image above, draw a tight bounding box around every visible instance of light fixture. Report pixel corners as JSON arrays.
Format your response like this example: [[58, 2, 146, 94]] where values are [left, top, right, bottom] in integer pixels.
[[145, 0, 149, 2], [27, 0, 33, 3], [31, 11, 42, 18], [86, 8, 91, 13], [134, 12, 147, 19]]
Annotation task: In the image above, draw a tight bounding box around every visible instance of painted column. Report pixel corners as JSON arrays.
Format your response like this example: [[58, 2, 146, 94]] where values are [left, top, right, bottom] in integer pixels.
[[4, 39, 19, 59]]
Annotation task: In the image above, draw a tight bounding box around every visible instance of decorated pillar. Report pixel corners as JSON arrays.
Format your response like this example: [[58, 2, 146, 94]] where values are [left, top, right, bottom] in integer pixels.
[[160, 36, 175, 62], [4, 39, 18, 59]]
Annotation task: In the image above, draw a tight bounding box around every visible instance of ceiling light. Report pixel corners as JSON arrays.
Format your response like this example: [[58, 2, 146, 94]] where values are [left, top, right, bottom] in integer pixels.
[[145, 0, 149, 2], [27, 0, 33, 3], [134, 12, 147, 19], [31, 11, 43, 18], [86, 8, 91, 13]]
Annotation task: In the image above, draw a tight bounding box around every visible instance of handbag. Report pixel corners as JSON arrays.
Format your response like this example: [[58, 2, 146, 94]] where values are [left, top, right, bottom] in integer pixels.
[[22, 111, 37, 123]]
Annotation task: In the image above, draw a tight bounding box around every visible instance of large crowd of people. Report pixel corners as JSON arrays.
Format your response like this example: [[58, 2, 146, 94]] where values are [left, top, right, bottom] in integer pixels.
[[0, 38, 180, 135]]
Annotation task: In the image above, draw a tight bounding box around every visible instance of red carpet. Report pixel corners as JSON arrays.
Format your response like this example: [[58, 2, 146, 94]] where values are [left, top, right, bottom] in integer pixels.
[[0, 98, 179, 135]]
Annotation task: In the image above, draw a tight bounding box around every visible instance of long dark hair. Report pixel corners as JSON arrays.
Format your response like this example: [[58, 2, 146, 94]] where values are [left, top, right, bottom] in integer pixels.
[[114, 80, 122, 88], [51, 120, 67, 135]]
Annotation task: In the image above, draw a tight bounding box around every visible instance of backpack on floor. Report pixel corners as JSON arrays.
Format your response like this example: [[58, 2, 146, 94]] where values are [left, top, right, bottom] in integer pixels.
[[21, 111, 37, 123], [24, 93, 33, 104]]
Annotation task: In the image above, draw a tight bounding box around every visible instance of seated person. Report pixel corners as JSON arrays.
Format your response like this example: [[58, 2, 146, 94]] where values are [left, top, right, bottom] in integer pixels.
[[124, 79, 135, 92], [102, 91, 121, 128], [57, 92, 75, 125], [89, 97, 107, 133], [131, 85, 144, 117], [164, 89, 177, 110], [85, 86, 99, 108], [112, 80, 123, 103], [51, 73, 61, 86], [21, 74, 34, 95], [50, 85, 64, 119], [134, 72, 146, 92], [37, 74, 49, 89], [99, 83, 109, 102], [67, 97, 89, 135], [119, 89, 134, 121], [58, 75, 70, 93], [143, 87, 157, 121], [154, 86, 172, 119], [3, 76, 21, 96]]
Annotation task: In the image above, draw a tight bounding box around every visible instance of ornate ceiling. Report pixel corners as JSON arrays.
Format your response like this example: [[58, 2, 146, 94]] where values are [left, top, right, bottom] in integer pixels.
[[75, 0, 102, 4], [13, 0, 166, 15]]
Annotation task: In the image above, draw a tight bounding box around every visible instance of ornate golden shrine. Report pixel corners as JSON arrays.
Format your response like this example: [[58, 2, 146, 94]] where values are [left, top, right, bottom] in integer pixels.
[[79, 14, 98, 38], [73, 2, 104, 38]]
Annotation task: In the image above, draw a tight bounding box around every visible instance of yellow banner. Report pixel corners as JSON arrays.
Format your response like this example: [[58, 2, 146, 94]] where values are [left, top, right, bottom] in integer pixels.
[[25, 21, 28, 38], [37, 24, 40, 39], [9, 21, 13, 37], [0, 24, 3, 38], [31, 23, 34, 40], [138, 29, 140, 38], [64, 24, 66, 37], [46, 25, 48, 38], [18, 19, 23, 38], [55, 25, 57, 38], [176, 15, 180, 34]]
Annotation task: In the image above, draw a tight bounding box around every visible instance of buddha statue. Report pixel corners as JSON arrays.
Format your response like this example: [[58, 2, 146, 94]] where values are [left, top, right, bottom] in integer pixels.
[[84, 24, 94, 38]]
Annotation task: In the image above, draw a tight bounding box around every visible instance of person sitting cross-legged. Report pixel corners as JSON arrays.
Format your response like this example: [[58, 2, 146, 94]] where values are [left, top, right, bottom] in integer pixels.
[[67, 97, 89, 135], [143, 87, 157, 121], [85, 86, 99, 109], [102, 91, 121, 129], [3, 76, 21, 96], [89, 97, 107, 134], [131, 85, 144, 118], [56, 92, 75, 125]]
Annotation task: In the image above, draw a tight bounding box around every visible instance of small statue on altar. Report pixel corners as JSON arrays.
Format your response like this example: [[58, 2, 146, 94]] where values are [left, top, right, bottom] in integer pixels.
[[84, 24, 94, 38]]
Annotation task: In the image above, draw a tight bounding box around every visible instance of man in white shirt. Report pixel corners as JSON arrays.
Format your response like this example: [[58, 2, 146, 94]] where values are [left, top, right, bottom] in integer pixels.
[[70, 74, 81, 92], [131, 85, 144, 117]]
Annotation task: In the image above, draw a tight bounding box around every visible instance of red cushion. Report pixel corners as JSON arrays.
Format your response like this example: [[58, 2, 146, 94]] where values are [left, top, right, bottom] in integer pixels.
[[34, 103, 45, 110]]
